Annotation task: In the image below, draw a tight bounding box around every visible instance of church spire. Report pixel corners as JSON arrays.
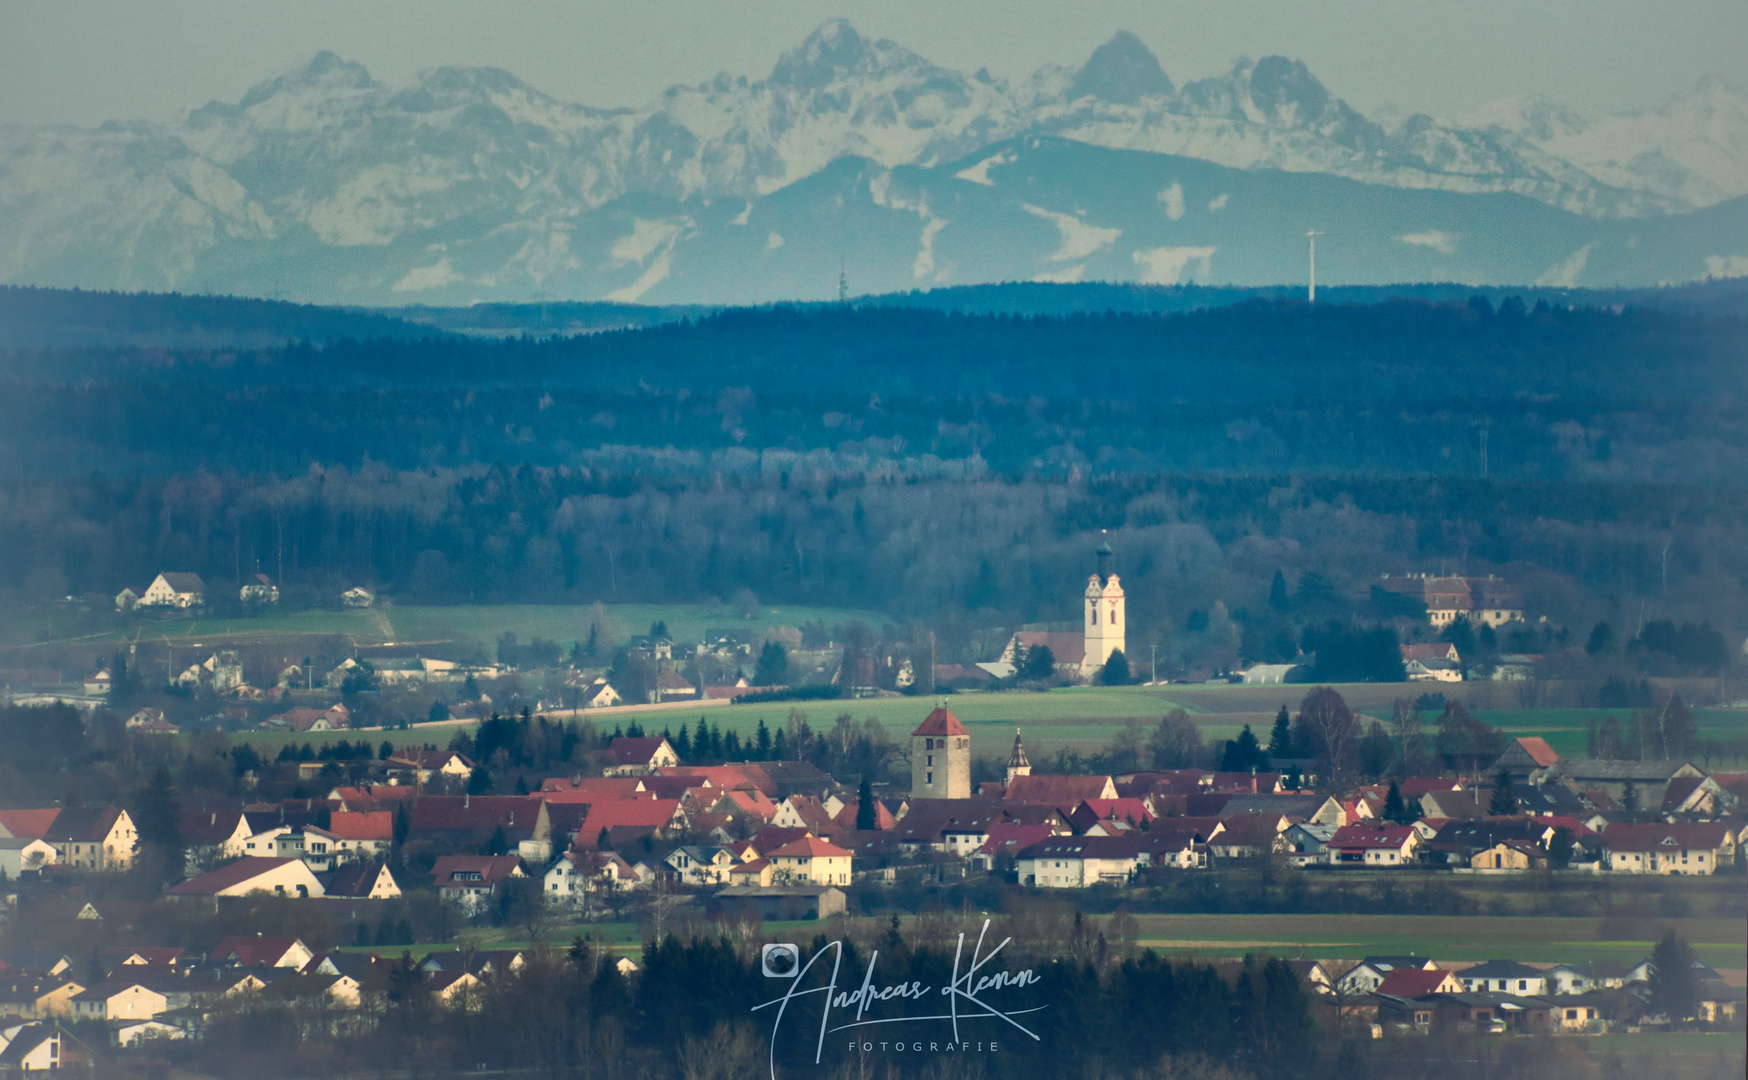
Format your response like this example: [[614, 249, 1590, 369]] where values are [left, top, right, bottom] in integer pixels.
[[1006, 728, 1032, 785], [1096, 530, 1113, 583]]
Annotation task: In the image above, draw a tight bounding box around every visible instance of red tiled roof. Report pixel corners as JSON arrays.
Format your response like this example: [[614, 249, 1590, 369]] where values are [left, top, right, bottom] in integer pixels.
[[912, 707, 967, 737], [430, 855, 525, 888], [1004, 774, 1114, 806], [1377, 968, 1457, 997], [768, 836, 852, 859], [0, 809, 64, 840], [1010, 631, 1086, 666], [1512, 737, 1560, 768], [327, 811, 393, 840], [575, 800, 681, 842]]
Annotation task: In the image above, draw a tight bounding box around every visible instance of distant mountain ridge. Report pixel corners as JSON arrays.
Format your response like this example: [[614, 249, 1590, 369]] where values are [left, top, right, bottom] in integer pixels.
[[1, 20, 1744, 304]]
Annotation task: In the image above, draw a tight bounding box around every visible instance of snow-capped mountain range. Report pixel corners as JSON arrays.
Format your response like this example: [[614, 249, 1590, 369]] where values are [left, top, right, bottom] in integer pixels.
[[1, 20, 1744, 304]]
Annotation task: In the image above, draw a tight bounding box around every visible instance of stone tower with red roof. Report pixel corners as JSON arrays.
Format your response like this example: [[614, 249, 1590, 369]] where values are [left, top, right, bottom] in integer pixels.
[[911, 705, 971, 799]]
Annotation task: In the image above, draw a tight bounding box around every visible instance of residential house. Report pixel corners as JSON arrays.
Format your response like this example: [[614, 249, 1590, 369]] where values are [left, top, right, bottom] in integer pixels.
[[384, 750, 477, 786], [1282, 823, 1337, 866], [139, 572, 206, 608], [1660, 775, 1736, 816], [1204, 793, 1345, 826], [1376, 968, 1464, 997], [1015, 835, 1147, 888], [971, 824, 1061, 871], [767, 836, 853, 886], [544, 849, 639, 903], [211, 936, 315, 969], [41, 807, 137, 870], [1337, 957, 1438, 995], [1419, 789, 1485, 820], [0, 838, 57, 878], [341, 586, 374, 608], [1326, 824, 1420, 866], [165, 857, 326, 901], [665, 845, 739, 885], [574, 799, 684, 848], [323, 860, 401, 899], [0, 978, 85, 1020], [1604, 822, 1735, 874], [179, 808, 253, 870], [430, 855, 526, 912], [0, 1025, 94, 1072], [604, 736, 681, 776], [114, 585, 147, 611], [240, 573, 279, 604], [1456, 961, 1548, 996], [569, 677, 622, 708], [323, 811, 394, 859], [69, 978, 173, 1024], [1469, 839, 1547, 870], [1543, 964, 1598, 996], [653, 670, 699, 703], [1208, 813, 1289, 860]]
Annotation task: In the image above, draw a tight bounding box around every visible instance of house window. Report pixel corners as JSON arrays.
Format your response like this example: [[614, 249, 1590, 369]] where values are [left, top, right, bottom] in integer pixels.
[[927, 772, 933, 785], [1091, 607, 1098, 625]]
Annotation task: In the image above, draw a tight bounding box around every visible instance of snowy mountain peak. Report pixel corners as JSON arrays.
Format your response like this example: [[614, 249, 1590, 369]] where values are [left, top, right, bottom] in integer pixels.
[[770, 18, 919, 89], [1068, 31, 1174, 104], [235, 51, 377, 111]]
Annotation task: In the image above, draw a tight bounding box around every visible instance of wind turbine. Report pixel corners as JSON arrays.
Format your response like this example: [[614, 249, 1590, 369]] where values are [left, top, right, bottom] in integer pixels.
[[1305, 231, 1326, 303]]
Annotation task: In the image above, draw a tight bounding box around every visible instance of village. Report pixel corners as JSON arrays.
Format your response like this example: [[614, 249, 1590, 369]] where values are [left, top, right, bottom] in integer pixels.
[[0, 545, 1743, 1072]]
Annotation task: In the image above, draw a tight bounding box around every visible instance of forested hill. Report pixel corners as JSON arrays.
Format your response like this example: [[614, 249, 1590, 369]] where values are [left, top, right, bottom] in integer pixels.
[[2, 299, 1745, 484], [0, 286, 446, 348]]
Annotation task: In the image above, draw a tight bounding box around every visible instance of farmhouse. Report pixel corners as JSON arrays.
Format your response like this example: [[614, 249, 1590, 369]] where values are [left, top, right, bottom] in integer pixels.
[[139, 572, 206, 608]]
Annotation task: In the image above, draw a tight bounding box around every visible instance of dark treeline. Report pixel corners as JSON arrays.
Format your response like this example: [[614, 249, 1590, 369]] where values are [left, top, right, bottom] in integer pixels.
[[3, 299, 1746, 644], [5, 467, 1747, 644], [2, 300, 1746, 481]]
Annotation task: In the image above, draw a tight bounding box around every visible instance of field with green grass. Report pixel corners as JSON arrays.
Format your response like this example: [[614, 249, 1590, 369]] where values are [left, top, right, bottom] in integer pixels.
[[212, 677, 1748, 763]]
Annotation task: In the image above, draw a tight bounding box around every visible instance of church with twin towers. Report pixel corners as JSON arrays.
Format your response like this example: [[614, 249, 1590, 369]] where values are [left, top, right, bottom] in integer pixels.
[[913, 534, 1127, 799]]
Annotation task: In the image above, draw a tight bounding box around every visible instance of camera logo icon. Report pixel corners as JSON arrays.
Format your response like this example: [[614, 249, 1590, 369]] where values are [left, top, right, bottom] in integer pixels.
[[762, 943, 800, 978]]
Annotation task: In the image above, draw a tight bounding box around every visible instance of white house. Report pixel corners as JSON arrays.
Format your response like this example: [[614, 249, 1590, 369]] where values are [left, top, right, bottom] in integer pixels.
[[139, 573, 206, 608], [0, 838, 58, 879], [164, 857, 326, 901], [664, 846, 738, 885], [544, 850, 638, 904]]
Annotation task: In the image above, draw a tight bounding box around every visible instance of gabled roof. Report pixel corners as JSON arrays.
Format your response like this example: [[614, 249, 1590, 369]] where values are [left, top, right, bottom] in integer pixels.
[[578, 799, 681, 837], [326, 811, 394, 840], [212, 936, 306, 967], [156, 572, 206, 593], [1004, 774, 1116, 806], [179, 809, 246, 845], [1008, 631, 1086, 665], [1329, 824, 1417, 849], [0, 809, 62, 840], [767, 836, 852, 859], [430, 855, 525, 888], [607, 737, 674, 765], [1376, 968, 1458, 997], [912, 706, 967, 738], [407, 795, 542, 836], [40, 806, 123, 842], [166, 856, 300, 895], [325, 860, 396, 897], [1509, 737, 1560, 769], [1458, 960, 1544, 980]]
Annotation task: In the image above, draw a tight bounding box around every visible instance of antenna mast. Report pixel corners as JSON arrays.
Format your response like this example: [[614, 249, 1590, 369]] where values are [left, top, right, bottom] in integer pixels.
[[838, 260, 848, 304], [1306, 231, 1325, 303]]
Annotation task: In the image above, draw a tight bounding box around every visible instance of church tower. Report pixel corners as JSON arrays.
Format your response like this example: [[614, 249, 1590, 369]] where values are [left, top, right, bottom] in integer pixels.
[[1083, 532, 1126, 676], [911, 704, 970, 799], [1006, 729, 1032, 787]]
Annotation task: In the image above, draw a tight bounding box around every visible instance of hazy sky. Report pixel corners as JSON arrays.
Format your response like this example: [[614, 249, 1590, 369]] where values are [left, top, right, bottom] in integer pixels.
[[2, 0, 1742, 128]]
